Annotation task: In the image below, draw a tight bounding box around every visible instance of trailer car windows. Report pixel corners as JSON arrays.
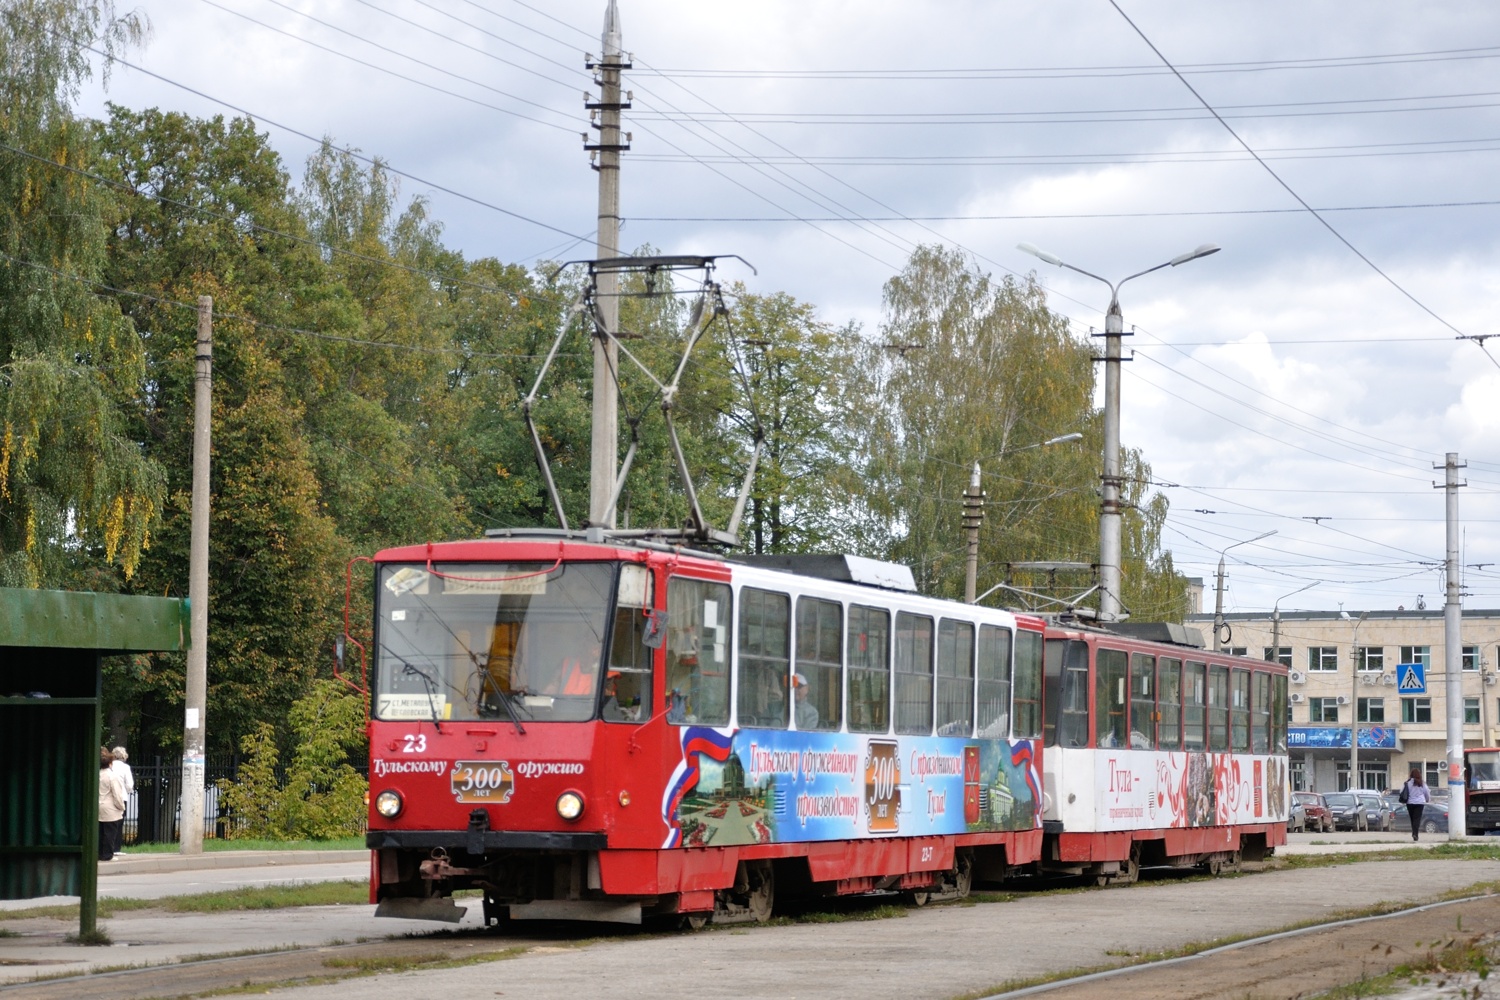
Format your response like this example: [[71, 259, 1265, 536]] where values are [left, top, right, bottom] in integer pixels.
[[1129, 653, 1155, 750], [1251, 671, 1271, 753], [976, 625, 1012, 737], [1012, 629, 1042, 739], [1230, 668, 1251, 752], [795, 598, 842, 731], [738, 588, 791, 728], [1209, 665, 1230, 752], [666, 577, 731, 726], [1095, 648, 1128, 749], [936, 619, 975, 736], [1158, 658, 1181, 750], [847, 605, 890, 733], [1183, 661, 1206, 751], [894, 612, 934, 735]]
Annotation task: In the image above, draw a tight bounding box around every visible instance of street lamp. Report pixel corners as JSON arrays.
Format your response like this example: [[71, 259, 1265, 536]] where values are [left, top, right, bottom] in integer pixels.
[[1270, 580, 1321, 665], [1340, 609, 1371, 792], [963, 432, 1084, 603], [1211, 530, 1277, 649], [1018, 242, 1220, 622]]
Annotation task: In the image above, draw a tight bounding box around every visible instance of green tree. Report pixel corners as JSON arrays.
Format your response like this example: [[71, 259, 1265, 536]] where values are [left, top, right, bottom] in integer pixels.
[[861, 245, 1183, 616], [0, 0, 159, 587]]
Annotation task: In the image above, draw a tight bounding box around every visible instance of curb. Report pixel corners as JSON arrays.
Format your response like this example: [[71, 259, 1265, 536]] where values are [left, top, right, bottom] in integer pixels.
[[101, 849, 369, 875]]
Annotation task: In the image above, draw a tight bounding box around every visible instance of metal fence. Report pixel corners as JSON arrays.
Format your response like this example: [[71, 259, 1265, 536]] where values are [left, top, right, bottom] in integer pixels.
[[121, 753, 368, 845]]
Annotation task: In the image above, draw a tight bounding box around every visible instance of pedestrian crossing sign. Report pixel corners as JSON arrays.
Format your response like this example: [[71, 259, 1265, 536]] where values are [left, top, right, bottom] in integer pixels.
[[1397, 662, 1427, 694]]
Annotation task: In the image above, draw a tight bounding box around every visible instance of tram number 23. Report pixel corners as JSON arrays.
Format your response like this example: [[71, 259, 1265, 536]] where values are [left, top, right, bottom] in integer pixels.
[[919, 846, 934, 864], [400, 734, 427, 753]]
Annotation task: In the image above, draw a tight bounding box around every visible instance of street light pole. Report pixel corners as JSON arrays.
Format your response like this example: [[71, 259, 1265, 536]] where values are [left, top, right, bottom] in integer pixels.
[[1018, 242, 1219, 622], [1211, 530, 1277, 649], [963, 433, 1082, 604], [1271, 580, 1321, 663], [1343, 610, 1371, 792]]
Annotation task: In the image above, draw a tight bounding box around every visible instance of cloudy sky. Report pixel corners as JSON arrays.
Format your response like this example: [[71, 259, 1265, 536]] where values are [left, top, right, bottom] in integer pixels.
[[75, 0, 1500, 617]]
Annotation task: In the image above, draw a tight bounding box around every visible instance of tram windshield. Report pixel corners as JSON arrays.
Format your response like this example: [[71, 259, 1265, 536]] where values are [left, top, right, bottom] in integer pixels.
[[373, 561, 615, 724]]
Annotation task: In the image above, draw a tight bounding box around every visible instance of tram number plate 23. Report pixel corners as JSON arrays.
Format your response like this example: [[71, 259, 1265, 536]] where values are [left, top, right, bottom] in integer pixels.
[[450, 761, 515, 804]]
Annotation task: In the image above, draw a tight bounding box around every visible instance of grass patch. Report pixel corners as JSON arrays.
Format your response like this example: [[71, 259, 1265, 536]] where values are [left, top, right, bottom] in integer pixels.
[[0, 879, 368, 922], [120, 836, 364, 854], [65, 927, 111, 946], [1285, 842, 1500, 870]]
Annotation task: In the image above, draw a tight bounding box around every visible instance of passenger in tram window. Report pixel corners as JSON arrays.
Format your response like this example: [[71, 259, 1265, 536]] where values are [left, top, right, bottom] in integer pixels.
[[793, 673, 819, 730]]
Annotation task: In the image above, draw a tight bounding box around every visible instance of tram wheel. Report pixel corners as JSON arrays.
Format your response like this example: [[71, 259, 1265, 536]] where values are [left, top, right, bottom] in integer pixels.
[[744, 861, 774, 923], [908, 890, 931, 907], [682, 911, 711, 931], [952, 852, 973, 899]]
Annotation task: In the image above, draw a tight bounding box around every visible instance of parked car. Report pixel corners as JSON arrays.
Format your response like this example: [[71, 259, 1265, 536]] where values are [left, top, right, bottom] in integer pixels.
[[1293, 791, 1333, 833], [1391, 796, 1451, 834], [1355, 789, 1395, 831], [1323, 792, 1367, 831], [1287, 795, 1307, 832]]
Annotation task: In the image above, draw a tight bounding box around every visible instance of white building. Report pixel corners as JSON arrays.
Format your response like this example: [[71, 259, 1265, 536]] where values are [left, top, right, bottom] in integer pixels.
[[1184, 608, 1500, 793]]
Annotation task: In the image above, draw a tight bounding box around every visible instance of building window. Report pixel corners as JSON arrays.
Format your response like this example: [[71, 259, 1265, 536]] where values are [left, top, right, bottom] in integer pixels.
[[1354, 646, 1384, 672], [1264, 646, 1291, 667], [1401, 697, 1432, 724], [1309, 697, 1340, 723], [1424, 760, 1442, 788], [1289, 759, 1306, 792], [1463, 645, 1481, 671], [1357, 697, 1384, 724], [1221, 646, 1247, 657], [1465, 697, 1481, 725], [1308, 647, 1338, 672], [1399, 646, 1431, 668]]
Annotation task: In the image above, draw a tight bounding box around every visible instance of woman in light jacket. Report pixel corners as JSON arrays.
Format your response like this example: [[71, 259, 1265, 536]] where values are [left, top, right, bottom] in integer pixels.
[[98, 749, 126, 861], [1402, 767, 1431, 842]]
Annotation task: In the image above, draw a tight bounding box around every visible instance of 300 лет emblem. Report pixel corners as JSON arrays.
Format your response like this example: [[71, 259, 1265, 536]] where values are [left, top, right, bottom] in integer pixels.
[[450, 761, 514, 804]]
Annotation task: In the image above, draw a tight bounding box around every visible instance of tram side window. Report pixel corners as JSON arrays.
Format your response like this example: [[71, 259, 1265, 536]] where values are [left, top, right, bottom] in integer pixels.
[[976, 625, 1013, 738], [1158, 658, 1182, 750], [795, 597, 842, 731], [848, 605, 891, 733], [1129, 653, 1156, 750], [894, 612, 934, 735], [1043, 639, 1090, 748], [1251, 671, 1272, 753], [603, 563, 654, 723], [738, 588, 791, 728], [1272, 673, 1288, 753], [1230, 669, 1251, 752], [1183, 661, 1206, 751], [1095, 648, 1128, 748], [1208, 665, 1230, 752], [666, 577, 731, 725], [936, 619, 975, 736], [1012, 629, 1042, 739]]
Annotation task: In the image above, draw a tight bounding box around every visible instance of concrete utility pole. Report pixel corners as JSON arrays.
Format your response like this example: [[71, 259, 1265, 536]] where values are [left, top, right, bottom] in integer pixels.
[[1016, 242, 1218, 622], [963, 463, 984, 603], [586, 0, 630, 528], [1212, 530, 1276, 649], [1440, 452, 1468, 839], [181, 296, 212, 854]]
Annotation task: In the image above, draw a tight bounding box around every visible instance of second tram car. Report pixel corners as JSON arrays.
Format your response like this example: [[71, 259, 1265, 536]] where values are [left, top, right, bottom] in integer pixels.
[[1039, 621, 1289, 882]]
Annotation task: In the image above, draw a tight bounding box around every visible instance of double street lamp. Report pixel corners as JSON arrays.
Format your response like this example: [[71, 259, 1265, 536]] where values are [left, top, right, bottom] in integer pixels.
[[1018, 242, 1220, 622], [963, 433, 1084, 604]]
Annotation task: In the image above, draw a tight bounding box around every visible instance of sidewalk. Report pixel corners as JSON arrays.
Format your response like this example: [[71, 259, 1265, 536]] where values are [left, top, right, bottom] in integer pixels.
[[100, 848, 368, 875]]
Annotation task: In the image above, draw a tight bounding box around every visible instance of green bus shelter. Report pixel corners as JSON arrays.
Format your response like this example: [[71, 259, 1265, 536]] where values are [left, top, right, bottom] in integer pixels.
[[0, 587, 188, 937]]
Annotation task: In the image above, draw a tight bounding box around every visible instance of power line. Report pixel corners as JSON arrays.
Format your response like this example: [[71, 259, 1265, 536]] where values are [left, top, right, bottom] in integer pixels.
[[1106, 0, 1470, 341], [93, 47, 592, 244]]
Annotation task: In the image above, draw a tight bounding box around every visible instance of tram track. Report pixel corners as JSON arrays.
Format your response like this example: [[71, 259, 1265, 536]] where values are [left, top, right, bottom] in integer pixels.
[[981, 891, 1500, 1000]]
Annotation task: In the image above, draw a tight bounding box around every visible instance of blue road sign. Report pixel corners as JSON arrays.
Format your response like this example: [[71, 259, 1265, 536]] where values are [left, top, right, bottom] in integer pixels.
[[1397, 661, 1427, 694]]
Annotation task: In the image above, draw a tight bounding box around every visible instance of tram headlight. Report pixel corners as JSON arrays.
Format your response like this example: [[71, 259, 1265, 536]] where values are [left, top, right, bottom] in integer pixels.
[[375, 790, 404, 819], [556, 790, 585, 821]]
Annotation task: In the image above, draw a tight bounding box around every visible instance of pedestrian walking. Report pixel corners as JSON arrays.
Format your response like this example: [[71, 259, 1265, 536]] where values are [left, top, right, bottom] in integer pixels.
[[1400, 767, 1431, 841], [98, 748, 125, 861], [110, 747, 134, 853]]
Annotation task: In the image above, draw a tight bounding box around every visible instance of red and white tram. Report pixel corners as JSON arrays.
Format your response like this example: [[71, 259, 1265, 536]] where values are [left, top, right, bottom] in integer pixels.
[[362, 533, 1046, 926], [1037, 621, 1289, 883], [359, 531, 1288, 925]]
